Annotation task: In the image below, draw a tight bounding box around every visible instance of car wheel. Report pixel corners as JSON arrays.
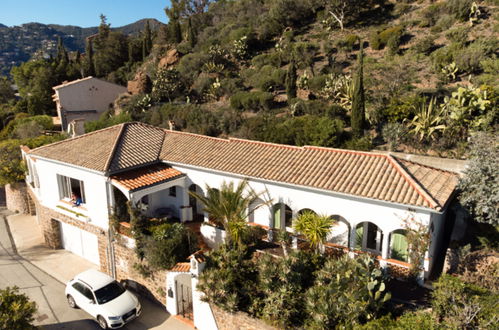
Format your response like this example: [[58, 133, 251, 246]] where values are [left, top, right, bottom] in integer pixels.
[[97, 316, 108, 329], [67, 295, 77, 309]]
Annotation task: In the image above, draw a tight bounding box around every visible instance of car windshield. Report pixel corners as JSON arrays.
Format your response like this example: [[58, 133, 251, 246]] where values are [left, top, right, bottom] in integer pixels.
[[94, 281, 126, 304]]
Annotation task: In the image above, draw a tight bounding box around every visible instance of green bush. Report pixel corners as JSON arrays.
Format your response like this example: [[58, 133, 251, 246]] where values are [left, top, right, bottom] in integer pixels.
[[446, 0, 474, 22], [419, 3, 446, 27], [336, 34, 360, 52], [0, 114, 54, 140], [412, 35, 436, 55], [177, 53, 211, 82], [446, 26, 470, 45], [251, 53, 281, 69], [369, 31, 382, 50], [432, 274, 498, 329], [0, 286, 37, 330], [143, 223, 198, 270], [230, 91, 274, 112], [379, 26, 405, 47], [431, 14, 456, 33], [305, 255, 390, 328]]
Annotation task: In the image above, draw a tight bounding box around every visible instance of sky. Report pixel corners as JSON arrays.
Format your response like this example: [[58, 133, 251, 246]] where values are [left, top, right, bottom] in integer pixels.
[[1, 0, 171, 27]]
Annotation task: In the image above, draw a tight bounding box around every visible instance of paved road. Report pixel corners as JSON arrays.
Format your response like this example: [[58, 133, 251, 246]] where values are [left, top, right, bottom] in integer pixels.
[[0, 209, 192, 329]]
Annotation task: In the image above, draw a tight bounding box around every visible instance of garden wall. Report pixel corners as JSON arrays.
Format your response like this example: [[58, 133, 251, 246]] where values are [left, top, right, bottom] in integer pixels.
[[211, 305, 277, 330], [5, 182, 31, 214], [112, 237, 167, 305]]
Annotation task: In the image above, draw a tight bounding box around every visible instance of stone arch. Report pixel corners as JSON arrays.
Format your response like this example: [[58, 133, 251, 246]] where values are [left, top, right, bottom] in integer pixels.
[[389, 229, 409, 262], [248, 197, 265, 223], [354, 221, 383, 255], [272, 203, 293, 230], [327, 215, 350, 247], [295, 208, 318, 229]]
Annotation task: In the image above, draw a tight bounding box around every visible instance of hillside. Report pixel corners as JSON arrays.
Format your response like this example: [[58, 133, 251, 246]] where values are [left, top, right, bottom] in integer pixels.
[[0, 18, 163, 75], [116, 0, 497, 158]]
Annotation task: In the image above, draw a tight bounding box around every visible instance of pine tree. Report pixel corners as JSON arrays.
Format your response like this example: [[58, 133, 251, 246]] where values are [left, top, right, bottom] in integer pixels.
[[187, 17, 196, 49], [85, 39, 96, 77], [351, 43, 365, 138], [286, 59, 297, 100], [171, 19, 182, 44]]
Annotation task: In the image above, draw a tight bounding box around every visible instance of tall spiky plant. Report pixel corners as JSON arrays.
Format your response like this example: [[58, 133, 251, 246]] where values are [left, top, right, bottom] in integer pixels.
[[293, 211, 335, 253], [351, 43, 366, 138], [407, 97, 446, 142], [189, 180, 267, 248]]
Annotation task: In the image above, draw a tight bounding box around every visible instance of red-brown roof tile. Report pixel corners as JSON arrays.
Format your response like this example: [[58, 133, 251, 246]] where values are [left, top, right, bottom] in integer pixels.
[[110, 164, 184, 191]]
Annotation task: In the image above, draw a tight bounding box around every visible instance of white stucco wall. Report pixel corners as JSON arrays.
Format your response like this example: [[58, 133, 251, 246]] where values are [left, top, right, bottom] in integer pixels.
[[30, 157, 110, 229], [54, 77, 127, 130], [169, 162, 445, 264]]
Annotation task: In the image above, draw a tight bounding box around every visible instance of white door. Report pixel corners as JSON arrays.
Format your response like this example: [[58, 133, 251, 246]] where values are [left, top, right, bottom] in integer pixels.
[[59, 221, 100, 265]]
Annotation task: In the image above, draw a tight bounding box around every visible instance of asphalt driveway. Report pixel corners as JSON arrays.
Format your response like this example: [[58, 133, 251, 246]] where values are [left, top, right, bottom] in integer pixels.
[[0, 209, 192, 329]]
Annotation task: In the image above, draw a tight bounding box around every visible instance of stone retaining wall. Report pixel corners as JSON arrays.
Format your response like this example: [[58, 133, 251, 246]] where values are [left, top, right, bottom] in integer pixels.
[[5, 182, 30, 214], [211, 305, 277, 330], [27, 188, 109, 274], [113, 239, 167, 305]]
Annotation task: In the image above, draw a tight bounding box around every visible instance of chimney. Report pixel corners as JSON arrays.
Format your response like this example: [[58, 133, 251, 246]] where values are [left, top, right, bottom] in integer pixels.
[[67, 119, 86, 138], [168, 120, 176, 131]]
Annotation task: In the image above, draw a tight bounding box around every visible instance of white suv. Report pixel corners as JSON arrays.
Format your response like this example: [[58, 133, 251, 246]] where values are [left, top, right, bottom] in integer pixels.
[[65, 269, 141, 329]]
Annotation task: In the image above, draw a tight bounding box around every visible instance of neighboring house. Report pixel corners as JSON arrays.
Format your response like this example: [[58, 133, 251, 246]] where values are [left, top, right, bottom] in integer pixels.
[[22, 122, 461, 289], [52, 76, 127, 131]]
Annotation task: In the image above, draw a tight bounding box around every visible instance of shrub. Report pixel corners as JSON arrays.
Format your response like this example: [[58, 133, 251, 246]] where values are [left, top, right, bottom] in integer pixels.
[[446, 26, 470, 46], [305, 255, 391, 328], [419, 3, 446, 27], [431, 14, 456, 33], [379, 26, 405, 48], [143, 223, 198, 270], [0, 286, 37, 330], [177, 53, 210, 82], [230, 91, 274, 112], [197, 245, 256, 312], [336, 34, 360, 52], [369, 31, 382, 50], [412, 35, 436, 55], [344, 136, 372, 151], [446, 0, 474, 22], [432, 274, 498, 329], [382, 123, 407, 151], [251, 53, 281, 69]]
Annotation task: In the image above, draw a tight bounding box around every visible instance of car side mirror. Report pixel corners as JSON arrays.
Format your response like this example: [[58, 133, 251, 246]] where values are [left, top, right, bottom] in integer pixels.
[[89, 300, 95, 304]]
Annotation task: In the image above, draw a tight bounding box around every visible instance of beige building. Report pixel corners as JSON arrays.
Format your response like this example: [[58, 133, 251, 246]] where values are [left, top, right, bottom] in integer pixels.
[[52, 76, 127, 131]]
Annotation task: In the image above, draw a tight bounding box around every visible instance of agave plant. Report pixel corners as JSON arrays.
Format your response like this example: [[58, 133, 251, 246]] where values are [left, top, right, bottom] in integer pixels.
[[407, 97, 446, 143]]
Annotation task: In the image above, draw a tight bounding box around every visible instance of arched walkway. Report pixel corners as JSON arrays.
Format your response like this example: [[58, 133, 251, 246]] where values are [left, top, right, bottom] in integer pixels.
[[327, 215, 350, 247], [354, 222, 383, 255], [272, 203, 292, 230], [248, 197, 265, 223], [389, 229, 409, 262]]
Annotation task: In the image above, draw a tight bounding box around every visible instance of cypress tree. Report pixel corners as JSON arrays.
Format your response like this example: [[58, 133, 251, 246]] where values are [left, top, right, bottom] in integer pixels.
[[351, 43, 366, 138], [144, 20, 153, 55], [187, 17, 196, 49], [286, 59, 297, 100], [171, 18, 182, 44], [85, 39, 96, 77]]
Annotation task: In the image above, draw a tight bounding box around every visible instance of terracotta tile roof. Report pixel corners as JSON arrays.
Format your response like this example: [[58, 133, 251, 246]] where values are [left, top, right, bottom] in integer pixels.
[[108, 123, 165, 172], [29, 125, 123, 172], [29, 122, 459, 211], [29, 122, 165, 173], [160, 131, 458, 211], [110, 164, 184, 192], [170, 262, 190, 273]]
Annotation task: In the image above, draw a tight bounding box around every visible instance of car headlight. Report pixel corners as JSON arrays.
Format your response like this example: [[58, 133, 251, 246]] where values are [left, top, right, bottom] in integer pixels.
[[108, 316, 121, 321]]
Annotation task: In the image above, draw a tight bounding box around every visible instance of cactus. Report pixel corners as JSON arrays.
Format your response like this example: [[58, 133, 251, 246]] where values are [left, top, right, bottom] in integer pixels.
[[442, 62, 459, 82], [469, 2, 481, 26]]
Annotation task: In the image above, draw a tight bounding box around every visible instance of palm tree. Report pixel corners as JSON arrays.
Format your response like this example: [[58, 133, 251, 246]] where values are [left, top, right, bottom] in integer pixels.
[[293, 211, 335, 253], [189, 180, 268, 248]]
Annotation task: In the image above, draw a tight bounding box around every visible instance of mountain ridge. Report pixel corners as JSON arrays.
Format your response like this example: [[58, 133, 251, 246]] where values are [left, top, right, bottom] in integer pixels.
[[0, 18, 164, 75]]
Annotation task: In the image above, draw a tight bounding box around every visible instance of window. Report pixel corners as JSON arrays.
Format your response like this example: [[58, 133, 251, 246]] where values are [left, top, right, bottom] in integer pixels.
[[169, 186, 177, 197], [57, 175, 85, 203], [72, 282, 94, 301], [390, 230, 409, 262]]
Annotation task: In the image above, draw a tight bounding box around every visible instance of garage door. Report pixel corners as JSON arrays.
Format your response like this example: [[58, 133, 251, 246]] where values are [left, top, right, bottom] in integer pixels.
[[59, 221, 100, 265]]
